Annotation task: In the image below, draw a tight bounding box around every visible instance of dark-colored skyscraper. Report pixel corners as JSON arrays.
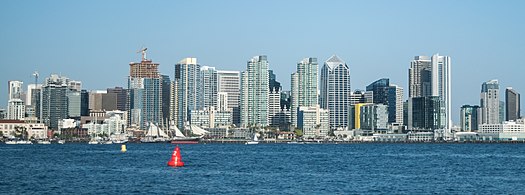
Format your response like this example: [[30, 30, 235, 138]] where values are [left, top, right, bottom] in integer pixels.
[[161, 75, 171, 125], [80, 90, 89, 116], [366, 78, 389, 105], [505, 87, 520, 121], [41, 75, 70, 130], [269, 70, 281, 92], [107, 87, 127, 111], [408, 96, 445, 131]]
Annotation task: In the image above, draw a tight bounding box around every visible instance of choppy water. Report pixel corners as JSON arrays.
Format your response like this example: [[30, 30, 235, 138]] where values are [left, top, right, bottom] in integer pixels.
[[1, 143, 524, 194]]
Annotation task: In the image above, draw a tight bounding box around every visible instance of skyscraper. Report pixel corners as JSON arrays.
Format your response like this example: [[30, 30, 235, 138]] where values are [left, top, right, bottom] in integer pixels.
[[505, 87, 520, 121], [290, 57, 318, 128], [41, 75, 71, 130], [460, 105, 480, 132], [320, 55, 351, 130], [107, 87, 127, 111], [128, 51, 162, 130], [349, 90, 373, 106], [240, 55, 269, 127], [161, 75, 171, 125], [480, 79, 500, 124], [387, 84, 404, 124], [217, 70, 240, 125], [175, 58, 201, 129], [200, 66, 218, 109], [408, 54, 451, 131], [7, 80, 25, 120]]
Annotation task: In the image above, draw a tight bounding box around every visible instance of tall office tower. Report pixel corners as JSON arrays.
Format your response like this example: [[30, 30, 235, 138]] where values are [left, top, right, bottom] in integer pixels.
[[80, 90, 89, 116], [506, 87, 520, 121], [67, 91, 81, 118], [240, 55, 269, 127], [200, 66, 218, 109], [408, 54, 451, 131], [320, 55, 351, 130], [480, 79, 500, 124], [366, 78, 389, 105], [407, 96, 445, 131], [107, 87, 127, 111], [41, 75, 71, 130], [298, 105, 329, 138], [161, 75, 171, 125], [175, 58, 201, 129], [7, 81, 25, 120], [128, 50, 162, 130], [359, 104, 389, 131], [499, 100, 505, 123], [269, 87, 281, 126], [217, 70, 240, 125], [460, 105, 480, 132], [388, 85, 404, 124], [68, 80, 82, 92], [89, 90, 106, 111], [290, 57, 318, 128]]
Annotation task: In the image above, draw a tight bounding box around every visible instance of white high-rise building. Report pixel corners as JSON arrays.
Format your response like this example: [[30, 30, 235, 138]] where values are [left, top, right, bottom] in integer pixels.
[[408, 54, 451, 132], [291, 57, 318, 128], [269, 88, 281, 126], [240, 55, 269, 127], [480, 79, 500, 124], [298, 105, 329, 138], [217, 70, 240, 125], [175, 57, 201, 129], [7, 81, 25, 120], [320, 55, 351, 130]]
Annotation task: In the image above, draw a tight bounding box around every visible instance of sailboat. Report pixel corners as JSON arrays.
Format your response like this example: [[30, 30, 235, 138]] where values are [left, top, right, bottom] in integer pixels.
[[170, 124, 206, 144], [141, 122, 170, 143], [245, 133, 259, 145]]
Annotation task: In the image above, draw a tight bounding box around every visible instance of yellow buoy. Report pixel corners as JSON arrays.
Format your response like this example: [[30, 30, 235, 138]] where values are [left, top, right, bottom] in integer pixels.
[[121, 144, 127, 152]]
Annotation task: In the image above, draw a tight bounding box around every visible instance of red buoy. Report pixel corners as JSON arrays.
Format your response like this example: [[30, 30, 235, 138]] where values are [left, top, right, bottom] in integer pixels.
[[167, 145, 184, 167]]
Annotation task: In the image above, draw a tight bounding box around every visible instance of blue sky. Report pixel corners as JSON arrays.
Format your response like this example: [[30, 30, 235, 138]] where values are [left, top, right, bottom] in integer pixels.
[[1, 0, 524, 123]]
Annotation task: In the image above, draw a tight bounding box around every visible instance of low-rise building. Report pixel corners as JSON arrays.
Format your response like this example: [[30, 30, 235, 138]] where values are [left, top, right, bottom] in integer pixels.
[[0, 120, 48, 139], [478, 121, 525, 141]]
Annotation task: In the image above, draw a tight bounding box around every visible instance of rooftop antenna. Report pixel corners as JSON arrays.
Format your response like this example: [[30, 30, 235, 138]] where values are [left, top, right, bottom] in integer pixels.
[[137, 47, 148, 61]]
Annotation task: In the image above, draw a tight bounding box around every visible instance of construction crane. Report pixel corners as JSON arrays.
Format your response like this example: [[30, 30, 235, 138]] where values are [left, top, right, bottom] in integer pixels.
[[137, 47, 147, 61]]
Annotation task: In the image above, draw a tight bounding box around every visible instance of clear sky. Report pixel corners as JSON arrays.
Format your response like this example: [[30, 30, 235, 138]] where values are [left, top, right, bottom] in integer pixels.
[[1, 0, 524, 124]]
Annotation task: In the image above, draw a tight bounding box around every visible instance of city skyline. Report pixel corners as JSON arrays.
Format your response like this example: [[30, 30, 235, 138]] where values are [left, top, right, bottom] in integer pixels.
[[1, 1, 525, 124]]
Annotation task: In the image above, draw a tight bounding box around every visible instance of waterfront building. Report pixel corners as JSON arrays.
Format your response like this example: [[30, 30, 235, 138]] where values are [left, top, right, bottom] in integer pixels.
[[478, 120, 525, 141], [407, 96, 445, 131], [320, 55, 351, 130], [82, 111, 127, 137], [480, 79, 500, 124], [240, 55, 269, 127], [408, 54, 451, 132], [217, 70, 240, 125], [0, 119, 48, 139], [128, 52, 162, 130], [190, 106, 232, 128], [359, 104, 388, 132], [297, 105, 329, 138], [175, 57, 201, 129], [290, 57, 318, 128], [460, 105, 480, 132], [505, 87, 520, 121]]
